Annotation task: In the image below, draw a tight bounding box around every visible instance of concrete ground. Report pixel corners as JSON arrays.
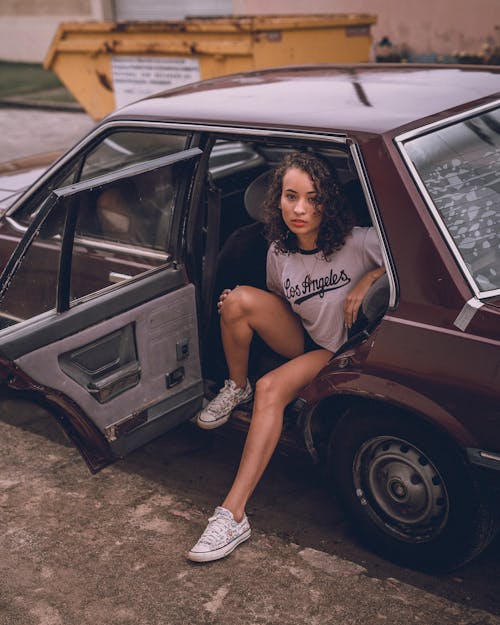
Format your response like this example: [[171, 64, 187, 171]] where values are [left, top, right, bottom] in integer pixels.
[[1, 400, 500, 625], [0, 107, 499, 625]]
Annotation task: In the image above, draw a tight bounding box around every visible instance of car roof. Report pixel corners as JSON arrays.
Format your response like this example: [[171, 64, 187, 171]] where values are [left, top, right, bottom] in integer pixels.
[[109, 64, 500, 136]]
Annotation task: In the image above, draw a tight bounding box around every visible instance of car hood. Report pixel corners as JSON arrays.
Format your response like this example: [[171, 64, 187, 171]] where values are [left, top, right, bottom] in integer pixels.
[[0, 166, 47, 211]]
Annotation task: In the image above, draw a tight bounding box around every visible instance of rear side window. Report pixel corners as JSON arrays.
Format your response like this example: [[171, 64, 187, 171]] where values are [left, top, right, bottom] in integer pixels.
[[401, 106, 500, 296]]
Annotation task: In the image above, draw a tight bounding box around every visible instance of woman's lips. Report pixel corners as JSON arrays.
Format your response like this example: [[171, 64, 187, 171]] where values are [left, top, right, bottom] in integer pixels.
[[291, 220, 306, 227]]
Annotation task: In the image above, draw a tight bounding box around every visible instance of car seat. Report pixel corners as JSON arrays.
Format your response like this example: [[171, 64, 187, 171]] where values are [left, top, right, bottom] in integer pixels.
[[206, 171, 271, 384]]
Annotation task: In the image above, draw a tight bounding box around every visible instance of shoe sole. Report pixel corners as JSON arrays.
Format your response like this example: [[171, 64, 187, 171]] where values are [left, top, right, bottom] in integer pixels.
[[187, 528, 251, 562], [196, 397, 253, 430]]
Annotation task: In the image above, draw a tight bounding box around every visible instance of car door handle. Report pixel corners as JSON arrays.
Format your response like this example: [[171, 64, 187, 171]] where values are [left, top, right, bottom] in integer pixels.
[[109, 271, 133, 283]]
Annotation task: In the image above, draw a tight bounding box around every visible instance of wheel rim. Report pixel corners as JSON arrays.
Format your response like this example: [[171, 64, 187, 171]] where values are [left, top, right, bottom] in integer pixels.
[[353, 436, 449, 543]]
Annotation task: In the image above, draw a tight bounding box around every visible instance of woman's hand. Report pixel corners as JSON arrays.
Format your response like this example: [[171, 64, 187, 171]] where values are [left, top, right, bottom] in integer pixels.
[[343, 267, 385, 329], [217, 287, 236, 314]]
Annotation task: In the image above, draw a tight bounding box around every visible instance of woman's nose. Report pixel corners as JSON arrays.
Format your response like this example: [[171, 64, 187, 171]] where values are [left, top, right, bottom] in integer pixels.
[[294, 198, 307, 214]]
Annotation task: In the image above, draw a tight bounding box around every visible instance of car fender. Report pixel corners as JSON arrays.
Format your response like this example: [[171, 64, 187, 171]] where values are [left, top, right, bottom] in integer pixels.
[[301, 366, 479, 450]]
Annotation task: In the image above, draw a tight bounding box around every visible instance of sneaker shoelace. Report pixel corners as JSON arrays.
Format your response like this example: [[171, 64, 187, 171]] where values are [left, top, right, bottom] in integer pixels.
[[198, 513, 234, 546], [205, 380, 240, 415]]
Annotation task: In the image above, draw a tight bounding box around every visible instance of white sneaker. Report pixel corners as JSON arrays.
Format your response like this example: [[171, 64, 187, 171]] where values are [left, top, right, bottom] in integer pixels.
[[187, 506, 251, 562], [196, 378, 253, 430]]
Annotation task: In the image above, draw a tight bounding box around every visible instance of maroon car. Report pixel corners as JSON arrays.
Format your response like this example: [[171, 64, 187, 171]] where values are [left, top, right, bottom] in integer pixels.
[[0, 64, 499, 571]]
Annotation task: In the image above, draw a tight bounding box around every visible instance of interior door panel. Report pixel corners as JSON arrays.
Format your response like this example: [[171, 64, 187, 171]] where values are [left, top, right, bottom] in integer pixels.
[[58, 323, 140, 403], [14, 282, 202, 456]]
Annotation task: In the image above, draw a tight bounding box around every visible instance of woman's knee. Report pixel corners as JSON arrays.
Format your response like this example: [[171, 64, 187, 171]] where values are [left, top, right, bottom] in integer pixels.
[[220, 286, 261, 322], [255, 372, 289, 408]]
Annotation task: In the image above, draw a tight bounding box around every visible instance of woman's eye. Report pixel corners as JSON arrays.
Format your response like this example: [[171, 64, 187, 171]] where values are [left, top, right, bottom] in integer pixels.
[[286, 193, 296, 201]]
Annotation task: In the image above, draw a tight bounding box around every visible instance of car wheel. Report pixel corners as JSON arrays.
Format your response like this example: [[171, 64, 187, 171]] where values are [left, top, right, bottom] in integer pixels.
[[328, 410, 498, 571]]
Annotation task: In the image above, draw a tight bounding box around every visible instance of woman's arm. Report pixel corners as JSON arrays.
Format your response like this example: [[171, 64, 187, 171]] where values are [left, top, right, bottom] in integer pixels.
[[343, 266, 386, 329]]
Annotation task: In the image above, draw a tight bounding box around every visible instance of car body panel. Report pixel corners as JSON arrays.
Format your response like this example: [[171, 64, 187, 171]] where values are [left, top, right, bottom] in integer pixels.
[[113, 64, 500, 135], [0, 166, 49, 210], [302, 313, 500, 448]]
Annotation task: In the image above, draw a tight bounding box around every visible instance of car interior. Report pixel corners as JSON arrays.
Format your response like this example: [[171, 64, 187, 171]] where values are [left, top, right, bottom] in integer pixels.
[[198, 139, 390, 388]]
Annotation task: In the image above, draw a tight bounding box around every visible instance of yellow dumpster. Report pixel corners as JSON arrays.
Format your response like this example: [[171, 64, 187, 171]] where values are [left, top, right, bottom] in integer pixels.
[[44, 15, 376, 120]]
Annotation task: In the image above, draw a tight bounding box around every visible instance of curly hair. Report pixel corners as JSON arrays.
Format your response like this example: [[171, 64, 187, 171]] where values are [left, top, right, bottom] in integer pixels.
[[263, 151, 354, 257]]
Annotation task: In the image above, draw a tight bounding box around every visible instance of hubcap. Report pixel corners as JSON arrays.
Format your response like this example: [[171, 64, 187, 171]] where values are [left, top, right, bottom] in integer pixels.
[[353, 436, 449, 542]]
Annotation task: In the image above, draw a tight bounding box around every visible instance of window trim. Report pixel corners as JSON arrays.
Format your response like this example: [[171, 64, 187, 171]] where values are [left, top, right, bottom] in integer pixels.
[[72, 236, 170, 262], [348, 142, 397, 309], [53, 147, 202, 199], [395, 99, 500, 301]]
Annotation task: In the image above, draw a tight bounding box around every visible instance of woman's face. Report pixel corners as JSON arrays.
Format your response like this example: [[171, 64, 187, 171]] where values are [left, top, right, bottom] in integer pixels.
[[280, 167, 323, 250]]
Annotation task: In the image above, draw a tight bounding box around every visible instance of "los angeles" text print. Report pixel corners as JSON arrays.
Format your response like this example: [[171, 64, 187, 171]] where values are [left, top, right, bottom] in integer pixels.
[[283, 269, 351, 305]]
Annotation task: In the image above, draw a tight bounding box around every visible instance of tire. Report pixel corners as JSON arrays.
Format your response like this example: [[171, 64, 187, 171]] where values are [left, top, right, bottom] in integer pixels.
[[328, 410, 498, 572]]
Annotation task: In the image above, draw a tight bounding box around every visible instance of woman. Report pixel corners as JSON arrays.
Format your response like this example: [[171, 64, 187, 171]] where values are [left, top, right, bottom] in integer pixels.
[[188, 152, 385, 562]]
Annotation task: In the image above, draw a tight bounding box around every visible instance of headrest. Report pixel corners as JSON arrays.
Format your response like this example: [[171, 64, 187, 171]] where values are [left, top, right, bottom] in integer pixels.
[[244, 169, 274, 222]]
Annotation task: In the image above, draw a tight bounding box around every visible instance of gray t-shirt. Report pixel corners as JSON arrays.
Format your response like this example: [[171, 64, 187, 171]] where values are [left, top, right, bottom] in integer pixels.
[[266, 227, 383, 352]]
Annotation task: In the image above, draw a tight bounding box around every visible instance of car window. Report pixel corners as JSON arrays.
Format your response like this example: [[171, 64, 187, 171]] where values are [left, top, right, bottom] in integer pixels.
[[8, 130, 189, 230], [74, 162, 177, 251], [70, 157, 190, 301], [402, 107, 500, 295], [0, 198, 65, 328], [0, 144, 200, 324], [70, 147, 201, 303], [79, 131, 188, 180]]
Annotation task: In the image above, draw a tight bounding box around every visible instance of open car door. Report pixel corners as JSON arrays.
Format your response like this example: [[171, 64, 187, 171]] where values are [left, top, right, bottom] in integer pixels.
[[0, 148, 204, 473]]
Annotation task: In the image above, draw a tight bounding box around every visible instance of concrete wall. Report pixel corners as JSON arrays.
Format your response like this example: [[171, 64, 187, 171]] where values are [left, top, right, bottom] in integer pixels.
[[234, 0, 500, 62], [1, 0, 499, 63], [0, 0, 111, 62]]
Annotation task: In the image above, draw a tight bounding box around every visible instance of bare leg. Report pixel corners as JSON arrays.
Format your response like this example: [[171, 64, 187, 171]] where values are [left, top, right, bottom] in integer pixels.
[[189, 291, 332, 560], [222, 349, 332, 521], [219, 286, 305, 388]]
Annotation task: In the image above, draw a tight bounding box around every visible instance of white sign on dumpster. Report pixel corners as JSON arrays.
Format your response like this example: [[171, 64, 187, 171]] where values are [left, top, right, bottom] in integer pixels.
[[112, 56, 201, 109]]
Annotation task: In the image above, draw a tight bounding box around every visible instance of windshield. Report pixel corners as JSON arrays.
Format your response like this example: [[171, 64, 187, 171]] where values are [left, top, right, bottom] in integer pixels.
[[402, 106, 500, 296]]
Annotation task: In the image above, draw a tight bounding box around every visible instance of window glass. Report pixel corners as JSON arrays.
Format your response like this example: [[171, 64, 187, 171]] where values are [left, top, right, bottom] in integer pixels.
[[0, 130, 197, 324], [74, 162, 177, 250], [403, 107, 500, 293], [10, 130, 188, 229], [0, 199, 65, 328], [80, 131, 188, 180], [70, 155, 194, 302]]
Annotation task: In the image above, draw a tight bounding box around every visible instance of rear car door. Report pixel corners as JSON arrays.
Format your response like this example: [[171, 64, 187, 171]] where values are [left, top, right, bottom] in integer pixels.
[[0, 134, 204, 473]]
